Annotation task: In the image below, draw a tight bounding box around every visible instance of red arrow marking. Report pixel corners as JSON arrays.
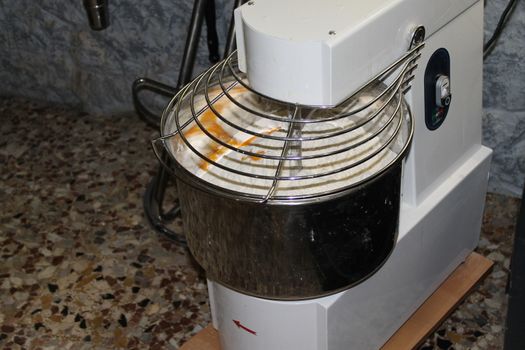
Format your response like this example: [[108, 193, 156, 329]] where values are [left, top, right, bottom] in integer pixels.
[[233, 320, 257, 336]]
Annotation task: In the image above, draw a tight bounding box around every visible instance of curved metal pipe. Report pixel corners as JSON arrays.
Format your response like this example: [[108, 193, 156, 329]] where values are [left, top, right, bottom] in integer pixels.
[[132, 78, 179, 128], [83, 0, 109, 31]]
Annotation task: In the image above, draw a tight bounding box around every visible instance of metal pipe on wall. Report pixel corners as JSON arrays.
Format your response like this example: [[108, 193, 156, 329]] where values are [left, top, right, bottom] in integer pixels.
[[83, 0, 110, 30]]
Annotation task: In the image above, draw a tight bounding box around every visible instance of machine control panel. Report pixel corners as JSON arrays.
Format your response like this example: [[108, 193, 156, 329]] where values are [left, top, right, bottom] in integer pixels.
[[424, 49, 451, 130]]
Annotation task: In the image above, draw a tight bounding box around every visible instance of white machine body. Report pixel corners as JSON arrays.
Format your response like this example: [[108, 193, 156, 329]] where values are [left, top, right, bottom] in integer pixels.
[[210, 0, 492, 349], [235, 0, 479, 106]]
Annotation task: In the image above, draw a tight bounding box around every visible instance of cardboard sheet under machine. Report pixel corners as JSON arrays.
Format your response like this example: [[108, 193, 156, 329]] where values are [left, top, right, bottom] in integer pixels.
[[160, 0, 493, 348]]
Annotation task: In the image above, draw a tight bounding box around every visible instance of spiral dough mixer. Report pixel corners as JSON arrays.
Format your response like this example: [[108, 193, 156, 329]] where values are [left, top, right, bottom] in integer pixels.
[[154, 0, 493, 348]]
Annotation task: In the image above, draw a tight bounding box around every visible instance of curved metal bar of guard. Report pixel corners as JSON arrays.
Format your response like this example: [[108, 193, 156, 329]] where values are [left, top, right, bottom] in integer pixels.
[[159, 47, 418, 203], [140, 0, 246, 245], [184, 62, 408, 163], [169, 82, 405, 182], [194, 53, 415, 144], [157, 93, 410, 203], [157, 26, 426, 203], [160, 41, 422, 139], [166, 42, 420, 165]]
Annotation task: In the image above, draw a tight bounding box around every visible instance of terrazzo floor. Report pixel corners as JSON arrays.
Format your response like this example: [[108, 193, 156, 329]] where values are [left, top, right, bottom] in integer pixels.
[[0, 97, 521, 349]]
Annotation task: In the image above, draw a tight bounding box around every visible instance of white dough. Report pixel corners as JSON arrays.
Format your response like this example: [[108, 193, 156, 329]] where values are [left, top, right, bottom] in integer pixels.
[[168, 85, 402, 198]]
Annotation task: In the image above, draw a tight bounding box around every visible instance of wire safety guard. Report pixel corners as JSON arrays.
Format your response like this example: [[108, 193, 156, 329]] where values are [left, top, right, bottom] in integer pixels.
[[155, 41, 424, 203]]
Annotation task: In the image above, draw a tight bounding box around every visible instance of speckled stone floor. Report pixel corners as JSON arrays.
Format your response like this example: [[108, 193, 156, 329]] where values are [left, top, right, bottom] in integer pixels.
[[0, 97, 521, 349]]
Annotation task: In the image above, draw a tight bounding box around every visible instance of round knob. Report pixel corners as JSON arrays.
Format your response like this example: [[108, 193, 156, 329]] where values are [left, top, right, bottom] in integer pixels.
[[435, 75, 451, 108]]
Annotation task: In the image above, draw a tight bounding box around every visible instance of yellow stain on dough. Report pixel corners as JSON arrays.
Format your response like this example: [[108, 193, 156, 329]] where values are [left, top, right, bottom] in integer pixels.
[[183, 86, 280, 170], [183, 86, 248, 141], [242, 149, 267, 161]]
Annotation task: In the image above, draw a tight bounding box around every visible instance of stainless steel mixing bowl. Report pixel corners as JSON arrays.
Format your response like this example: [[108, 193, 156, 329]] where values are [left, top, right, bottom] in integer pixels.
[[154, 52, 415, 299]]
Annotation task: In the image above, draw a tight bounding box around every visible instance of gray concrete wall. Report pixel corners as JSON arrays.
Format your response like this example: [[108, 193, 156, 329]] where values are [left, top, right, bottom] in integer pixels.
[[483, 0, 525, 197], [0, 0, 231, 114], [1, 1, 524, 197]]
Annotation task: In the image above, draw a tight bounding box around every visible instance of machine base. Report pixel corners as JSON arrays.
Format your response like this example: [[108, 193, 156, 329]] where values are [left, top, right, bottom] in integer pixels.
[[180, 253, 493, 350]]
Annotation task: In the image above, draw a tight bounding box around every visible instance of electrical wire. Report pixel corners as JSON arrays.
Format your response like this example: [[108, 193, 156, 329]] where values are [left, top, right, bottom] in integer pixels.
[[484, 0, 520, 59], [142, 0, 247, 247]]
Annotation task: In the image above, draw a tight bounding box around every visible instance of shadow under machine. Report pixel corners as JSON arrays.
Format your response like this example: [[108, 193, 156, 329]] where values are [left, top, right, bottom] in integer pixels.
[[154, 0, 492, 348]]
